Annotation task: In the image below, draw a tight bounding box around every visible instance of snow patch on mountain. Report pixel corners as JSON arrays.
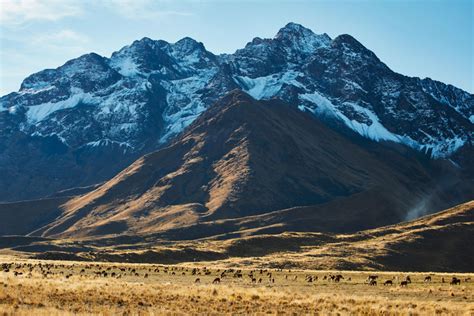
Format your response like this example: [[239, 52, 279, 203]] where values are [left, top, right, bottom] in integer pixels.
[[160, 68, 218, 142], [235, 71, 305, 99], [19, 86, 55, 95], [85, 138, 134, 150], [298, 92, 468, 158], [110, 56, 140, 77], [425, 137, 466, 158], [300, 93, 399, 142], [26, 88, 95, 123]]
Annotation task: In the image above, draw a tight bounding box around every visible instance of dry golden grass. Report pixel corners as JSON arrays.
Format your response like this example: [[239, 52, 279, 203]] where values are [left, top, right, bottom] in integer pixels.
[[0, 257, 473, 315]]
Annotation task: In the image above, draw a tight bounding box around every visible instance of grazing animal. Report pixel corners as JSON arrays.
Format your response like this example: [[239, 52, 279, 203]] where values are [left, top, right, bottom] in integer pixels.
[[367, 275, 378, 283], [424, 276, 432, 283], [369, 280, 377, 286], [450, 277, 461, 285], [212, 277, 221, 284], [195, 278, 200, 283], [405, 276, 412, 283], [334, 275, 344, 282], [400, 281, 408, 287], [384, 280, 393, 286]]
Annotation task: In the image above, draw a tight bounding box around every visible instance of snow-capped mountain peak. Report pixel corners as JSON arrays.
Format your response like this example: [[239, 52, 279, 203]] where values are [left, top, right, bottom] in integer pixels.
[[0, 23, 472, 201]]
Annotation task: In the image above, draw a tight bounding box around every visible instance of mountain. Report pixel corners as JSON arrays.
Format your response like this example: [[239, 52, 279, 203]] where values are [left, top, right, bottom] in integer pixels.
[[0, 23, 472, 202], [0, 90, 469, 239]]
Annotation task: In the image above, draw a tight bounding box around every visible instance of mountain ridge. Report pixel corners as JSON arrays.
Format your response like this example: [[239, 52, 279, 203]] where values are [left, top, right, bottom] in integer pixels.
[[0, 22, 472, 202]]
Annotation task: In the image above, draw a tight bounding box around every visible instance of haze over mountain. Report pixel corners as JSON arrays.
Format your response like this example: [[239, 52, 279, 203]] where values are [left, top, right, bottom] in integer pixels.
[[0, 23, 472, 202]]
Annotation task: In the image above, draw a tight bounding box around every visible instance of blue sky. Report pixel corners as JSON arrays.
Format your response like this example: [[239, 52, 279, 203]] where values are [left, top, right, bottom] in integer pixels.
[[0, 0, 472, 96]]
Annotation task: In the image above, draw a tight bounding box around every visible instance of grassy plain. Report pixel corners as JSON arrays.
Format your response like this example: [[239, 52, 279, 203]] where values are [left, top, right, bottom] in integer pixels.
[[0, 257, 473, 315]]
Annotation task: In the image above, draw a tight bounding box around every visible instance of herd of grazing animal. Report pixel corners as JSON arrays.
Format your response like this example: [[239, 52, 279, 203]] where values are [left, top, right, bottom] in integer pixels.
[[0, 263, 470, 289]]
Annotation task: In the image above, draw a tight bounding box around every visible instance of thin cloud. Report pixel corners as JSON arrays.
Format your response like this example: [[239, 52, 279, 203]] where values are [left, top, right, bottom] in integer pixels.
[[0, 0, 83, 26], [102, 0, 193, 20], [32, 29, 89, 45], [30, 29, 90, 55]]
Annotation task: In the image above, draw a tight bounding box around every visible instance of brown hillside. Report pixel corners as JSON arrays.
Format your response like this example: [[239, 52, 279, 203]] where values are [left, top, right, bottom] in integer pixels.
[[2, 90, 472, 239]]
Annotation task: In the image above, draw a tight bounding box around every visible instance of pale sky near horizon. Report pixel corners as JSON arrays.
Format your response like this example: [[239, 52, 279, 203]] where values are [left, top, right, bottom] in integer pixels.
[[0, 0, 472, 96]]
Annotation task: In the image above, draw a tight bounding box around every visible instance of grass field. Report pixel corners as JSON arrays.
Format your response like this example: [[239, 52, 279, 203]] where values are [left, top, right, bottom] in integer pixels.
[[0, 257, 473, 315]]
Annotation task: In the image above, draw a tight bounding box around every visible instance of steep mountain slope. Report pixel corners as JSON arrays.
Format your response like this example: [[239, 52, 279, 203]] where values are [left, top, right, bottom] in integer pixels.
[[23, 91, 473, 239], [0, 23, 472, 202]]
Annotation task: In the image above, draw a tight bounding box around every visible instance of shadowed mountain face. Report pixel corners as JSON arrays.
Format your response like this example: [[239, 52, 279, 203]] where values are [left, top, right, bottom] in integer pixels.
[[0, 23, 472, 202], [19, 91, 472, 239]]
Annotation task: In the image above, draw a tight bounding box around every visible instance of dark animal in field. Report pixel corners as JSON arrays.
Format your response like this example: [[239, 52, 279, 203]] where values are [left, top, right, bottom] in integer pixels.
[[405, 276, 411, 283], [369, 280, 377, 286], [450, 277, 461, 285], [400, 281, 408, 287], [367, 275, 378, 282], [195, 278, 200, 283], [334, 275, 344, 282], [212, 278, 221, 284], [424, 276, 432, 282], [384, 280, 393, 286]]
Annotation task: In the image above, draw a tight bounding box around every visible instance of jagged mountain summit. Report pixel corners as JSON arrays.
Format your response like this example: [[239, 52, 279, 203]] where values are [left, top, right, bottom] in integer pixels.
[[0, 22, 473, 201]]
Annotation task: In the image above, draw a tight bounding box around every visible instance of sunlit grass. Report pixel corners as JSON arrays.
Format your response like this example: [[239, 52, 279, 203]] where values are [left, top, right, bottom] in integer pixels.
[[0, 258, 473, 315]]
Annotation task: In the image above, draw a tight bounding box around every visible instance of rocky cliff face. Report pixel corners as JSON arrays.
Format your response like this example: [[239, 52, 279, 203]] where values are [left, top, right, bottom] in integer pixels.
[[1, 22, 472, 201]]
